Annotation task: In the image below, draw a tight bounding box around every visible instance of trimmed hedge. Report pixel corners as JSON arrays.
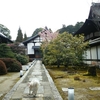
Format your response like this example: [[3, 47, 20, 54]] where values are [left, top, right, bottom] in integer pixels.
[[0, 43, 15, 58], [15, 54, 29, 65], [0, 60, 7, 75], [0, 58, 22, 72]]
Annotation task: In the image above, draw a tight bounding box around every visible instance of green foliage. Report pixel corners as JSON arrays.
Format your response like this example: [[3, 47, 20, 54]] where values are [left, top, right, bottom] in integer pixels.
[[0, 58, 22, 72], [59, 22, 84, 34], [15, 54, 29, 65], [59, 25, 74, 34], [41, 32, 88, 67], [23, 33, 28, 41], [16, 27, 23, 42], [0, 43, 15, 58], [0, 60, 7, 75], [74, 22, 84, 32], [32, 28, 43, 36]]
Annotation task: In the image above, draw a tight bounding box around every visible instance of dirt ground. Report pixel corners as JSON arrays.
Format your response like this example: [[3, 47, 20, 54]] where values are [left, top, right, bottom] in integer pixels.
[[0, 72, 20, 99]]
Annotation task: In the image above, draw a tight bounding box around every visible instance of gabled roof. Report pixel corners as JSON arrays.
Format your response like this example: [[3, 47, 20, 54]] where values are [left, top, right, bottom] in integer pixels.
[[23, 34, 39, 46], [74, 19, 100, 35], [88, 2, 100, 19], [74, 2, 100, 36], [0, 33, 13, 43]]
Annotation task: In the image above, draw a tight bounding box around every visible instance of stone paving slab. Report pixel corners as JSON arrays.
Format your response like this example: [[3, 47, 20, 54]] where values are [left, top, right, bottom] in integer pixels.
[[37, 86, 44, 94], [22, 96, 43, 100], [11, 84, 26, 98], [89, 87, 100, 90], [29, 77, 42, 82], [3, 60, 63, 100], [32, 72, 42, 75]]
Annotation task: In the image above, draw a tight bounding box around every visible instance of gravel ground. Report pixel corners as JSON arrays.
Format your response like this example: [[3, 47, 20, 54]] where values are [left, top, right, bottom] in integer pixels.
[[0, 72, 20, 98]]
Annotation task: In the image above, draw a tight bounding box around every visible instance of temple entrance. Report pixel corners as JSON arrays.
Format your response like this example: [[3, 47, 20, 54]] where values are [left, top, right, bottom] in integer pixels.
[[35, 49, 42, 58]]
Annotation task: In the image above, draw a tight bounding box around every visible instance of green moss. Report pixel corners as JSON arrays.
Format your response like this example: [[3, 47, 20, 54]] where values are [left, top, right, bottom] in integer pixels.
[[47, 66, 100, 100]]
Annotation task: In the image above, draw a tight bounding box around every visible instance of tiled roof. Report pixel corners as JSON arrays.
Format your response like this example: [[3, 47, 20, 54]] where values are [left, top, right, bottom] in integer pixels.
[[0, 33, 13, 43]]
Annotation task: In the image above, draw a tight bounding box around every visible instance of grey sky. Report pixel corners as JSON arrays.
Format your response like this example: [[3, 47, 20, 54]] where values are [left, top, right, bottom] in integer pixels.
[[0, 0, 98, 40]]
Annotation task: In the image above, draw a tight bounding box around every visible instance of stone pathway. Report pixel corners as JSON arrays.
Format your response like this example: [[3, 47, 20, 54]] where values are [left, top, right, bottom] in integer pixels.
[[3, 60, 63, 100]]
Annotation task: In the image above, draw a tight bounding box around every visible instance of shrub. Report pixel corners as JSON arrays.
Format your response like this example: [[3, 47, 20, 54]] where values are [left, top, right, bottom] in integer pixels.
[[0, 60, 7, 75], [0, 43, 15, 58], [8, 43, 26, 55], [0, 58, 22, 72], [15, 54, 29, 65]]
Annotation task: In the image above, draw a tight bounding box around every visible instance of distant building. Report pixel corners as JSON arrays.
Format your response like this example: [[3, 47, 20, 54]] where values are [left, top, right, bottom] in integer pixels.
[[74, 2, 100, 65], [23, 34, 42, 58], [0, 32, 13, 43], [23, 27, 58, 59], [0, 24, 13, 43]]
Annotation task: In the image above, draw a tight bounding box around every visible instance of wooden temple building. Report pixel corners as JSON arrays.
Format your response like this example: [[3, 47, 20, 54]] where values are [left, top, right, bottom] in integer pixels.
[[74, 2, 100, 65], [0, 24, 13, 43], [23, 27, 56, 59], [0, 32, 13, 43], [23, 34, 42, 59]]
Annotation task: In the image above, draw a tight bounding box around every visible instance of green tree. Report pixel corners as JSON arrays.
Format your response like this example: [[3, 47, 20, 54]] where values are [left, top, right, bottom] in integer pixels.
[[41, 37, 61, 67], [32, 28, 43, 36], [0, 43, 15, 58], [23, 32, 27, 41], [74, 22, 84, 32], [16, 27, 23, 42], [59, 25, 74, 34], [41, 32, 88, 67], [59, 22, 84, 34]]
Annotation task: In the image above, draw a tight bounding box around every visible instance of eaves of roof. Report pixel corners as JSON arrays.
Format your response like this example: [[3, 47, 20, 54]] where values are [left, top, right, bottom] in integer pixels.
[[74, 19, 100, 36], [23, 34, 39, 46], [0, 34, 13, 43]]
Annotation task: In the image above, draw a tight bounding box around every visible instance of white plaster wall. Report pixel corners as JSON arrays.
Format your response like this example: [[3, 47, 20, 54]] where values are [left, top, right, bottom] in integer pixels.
[[86, 48, 91, 64], [83, 51, 87, 64], [34, 37, 39, 42], [35, 42, 41, 46], [98, 46, 100, 59], [86, 48, 91, 59], [91, 47, 97, 59], [83, 51, 87, 59], [33, 37, 42, 42], [27, 43, 34, 54]]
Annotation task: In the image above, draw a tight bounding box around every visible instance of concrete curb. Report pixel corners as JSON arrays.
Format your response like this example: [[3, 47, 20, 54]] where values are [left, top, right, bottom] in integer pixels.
[[2, 60, 36, 100], [42, 64, 63, 100]]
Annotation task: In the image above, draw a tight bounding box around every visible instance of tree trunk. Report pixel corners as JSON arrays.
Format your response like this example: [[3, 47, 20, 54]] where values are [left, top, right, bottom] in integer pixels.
[[57, 59, 60, 68], [57, 64, 60, 68], [88, 66, 97, 76]]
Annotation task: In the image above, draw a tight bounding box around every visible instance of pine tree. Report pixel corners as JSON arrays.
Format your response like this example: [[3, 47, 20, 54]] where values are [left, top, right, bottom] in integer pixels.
[[23, 32, 27, 41], [16, 27, 23, 42]]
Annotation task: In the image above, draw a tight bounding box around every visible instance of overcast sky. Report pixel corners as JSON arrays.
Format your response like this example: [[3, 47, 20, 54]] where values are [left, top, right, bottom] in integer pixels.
[[0, 0, 99, 40]]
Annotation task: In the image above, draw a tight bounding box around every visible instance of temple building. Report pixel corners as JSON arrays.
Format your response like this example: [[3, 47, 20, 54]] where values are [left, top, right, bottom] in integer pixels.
[[74, 2, 100, 65], [0, 33, 13, 43], [23, 27, 57, 59]]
